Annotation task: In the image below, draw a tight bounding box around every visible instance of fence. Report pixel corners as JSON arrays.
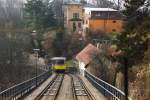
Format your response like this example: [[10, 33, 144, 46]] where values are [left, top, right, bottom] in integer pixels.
[[84, 70, 126, 100], [0, 70, 51, 100]]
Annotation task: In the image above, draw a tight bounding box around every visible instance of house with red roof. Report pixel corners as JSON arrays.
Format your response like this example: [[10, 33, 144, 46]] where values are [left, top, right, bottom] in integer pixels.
[[76, 43, 100, 76]]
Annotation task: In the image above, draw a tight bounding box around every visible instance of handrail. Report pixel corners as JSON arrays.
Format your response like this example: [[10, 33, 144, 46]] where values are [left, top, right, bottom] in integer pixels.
[[0, 70, 51, 100], [84, 70, 126, 100]]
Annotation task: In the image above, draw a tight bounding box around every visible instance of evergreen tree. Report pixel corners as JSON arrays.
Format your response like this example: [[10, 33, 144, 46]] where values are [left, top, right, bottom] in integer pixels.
[[115, 0, 149, 67], [52, 28, 66, 56], [123, 0, 146, 32], [24, 0, 56, 52], [24, 0, 56, 31]]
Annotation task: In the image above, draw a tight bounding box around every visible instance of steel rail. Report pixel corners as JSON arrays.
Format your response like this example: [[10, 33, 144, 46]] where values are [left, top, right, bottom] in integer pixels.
[[70, 74, 77, 100], [84, 70, 126, 100], [78, 76, 96, 100], [35, 74, 64, 100], [71, 74, 96, 100], [0, 70, 51, 100], [35, 74, 58, 100], [51, 74, 64, 100]]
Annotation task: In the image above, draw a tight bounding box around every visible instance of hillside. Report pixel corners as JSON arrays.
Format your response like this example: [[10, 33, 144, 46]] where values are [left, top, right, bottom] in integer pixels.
[[128, 40, 150, 99], [129, 64, 150, 99], [0, 64, 44, 92]]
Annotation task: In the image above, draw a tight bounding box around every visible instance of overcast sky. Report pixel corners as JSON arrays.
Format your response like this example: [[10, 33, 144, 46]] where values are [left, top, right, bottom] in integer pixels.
[[0, 0, 124, 7]]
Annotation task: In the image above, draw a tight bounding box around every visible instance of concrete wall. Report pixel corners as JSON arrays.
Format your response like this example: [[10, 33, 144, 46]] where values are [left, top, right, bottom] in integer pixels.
[[78, 61, 85, 76]]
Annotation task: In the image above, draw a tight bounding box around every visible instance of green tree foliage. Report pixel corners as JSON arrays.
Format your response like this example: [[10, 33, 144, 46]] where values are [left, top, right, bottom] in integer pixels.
[[0, 32, 32, 65], [115, 0, 149, 67], [24, 0, 56, 53], [86, 29, 111, 43], [50, 28, 85, 59], [123, 0, 147, 32], [67, 34, 85, 59], [52, 28, 67, 56], [24, 0, 56, 31], [0, 0, 24, 29]]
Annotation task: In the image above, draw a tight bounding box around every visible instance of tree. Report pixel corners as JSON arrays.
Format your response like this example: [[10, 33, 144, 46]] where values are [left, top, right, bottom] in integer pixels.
[[51, 0, 64, 27], [94, 0, 115, 8], [86, 29, 111, 43], [0, 0, 24, 29], [138, 0, 150, 17], [67, 33, 85, 59], [24, 0, 56, 52], [52, 28, 67, 56], [115, 0, 149, 67], [24, 0, 56, 31], [50, 28, 85, 59], [123, 0, 146, 32]]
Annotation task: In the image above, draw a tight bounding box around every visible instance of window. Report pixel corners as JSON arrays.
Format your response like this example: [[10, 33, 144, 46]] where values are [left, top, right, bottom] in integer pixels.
[[78, 22, 81, 28], [113, 20, 116, 23], [82, 9, 84, 13], [73, 22, 76, 32], [86, 20, 88, 24], [56, 60, 64, 64], [112, 29, 116, 32], [73, 13, 79, 18]]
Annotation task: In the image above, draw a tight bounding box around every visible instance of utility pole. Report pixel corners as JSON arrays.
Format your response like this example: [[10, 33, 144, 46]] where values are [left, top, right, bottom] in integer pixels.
[[124, 57, 128, 100], [33, 47, 40, 86]]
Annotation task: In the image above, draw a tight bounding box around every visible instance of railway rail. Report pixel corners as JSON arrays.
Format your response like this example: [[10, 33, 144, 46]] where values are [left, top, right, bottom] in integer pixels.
[[25, 74, 105, 100], [71, 75, 96, 100], [35, 74, 64, 100]]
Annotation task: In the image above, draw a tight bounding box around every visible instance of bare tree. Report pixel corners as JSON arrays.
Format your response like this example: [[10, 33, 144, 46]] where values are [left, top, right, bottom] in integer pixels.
[[0, 0, 24, 29], [51, 0, 64, 27], [138, 0, 150, 17], [92, 0, 115, 8]]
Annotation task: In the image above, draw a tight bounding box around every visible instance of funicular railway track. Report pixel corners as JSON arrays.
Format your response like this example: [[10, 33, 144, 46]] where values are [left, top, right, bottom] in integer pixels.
[[32, 74, 98, 100], [70, 75, 96, 100], [35, 74, 64, 100]]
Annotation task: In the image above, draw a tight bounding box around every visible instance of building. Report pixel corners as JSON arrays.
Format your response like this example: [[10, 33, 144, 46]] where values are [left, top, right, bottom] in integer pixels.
[[76, 44, 100, 76], [83, 7, 123, 33], [63, 2, 83, 32]]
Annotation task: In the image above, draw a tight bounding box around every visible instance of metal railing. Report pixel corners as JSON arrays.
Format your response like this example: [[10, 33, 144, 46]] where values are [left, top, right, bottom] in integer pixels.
[[84, 70, 126, 100], [0, 70, 51, 100]]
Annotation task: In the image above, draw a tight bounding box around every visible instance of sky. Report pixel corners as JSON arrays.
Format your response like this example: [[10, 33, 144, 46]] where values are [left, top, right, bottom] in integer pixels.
[[76, 0, 124, 7], [0, 0, 124, 8]]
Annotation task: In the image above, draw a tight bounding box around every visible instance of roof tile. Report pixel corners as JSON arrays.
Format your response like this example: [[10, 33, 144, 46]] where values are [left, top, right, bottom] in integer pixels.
[[76, 44, 100, 65]]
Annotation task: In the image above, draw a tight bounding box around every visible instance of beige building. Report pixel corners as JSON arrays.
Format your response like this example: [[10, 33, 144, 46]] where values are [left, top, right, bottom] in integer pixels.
[[64, 2, 83, 32], [63, 2, 123, 34]]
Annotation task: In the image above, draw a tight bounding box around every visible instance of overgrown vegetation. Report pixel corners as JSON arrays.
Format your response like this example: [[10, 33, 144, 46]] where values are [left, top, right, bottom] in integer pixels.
[[47, 28, 85, 59], [0, 0, 51, 91], [24, 0, 56, 31], [115, 0, 149, 68], [0, 0, 24, 29], [24, 0, 56, 53], [113, 0, 150, 99], [0, 64, 44, 92]]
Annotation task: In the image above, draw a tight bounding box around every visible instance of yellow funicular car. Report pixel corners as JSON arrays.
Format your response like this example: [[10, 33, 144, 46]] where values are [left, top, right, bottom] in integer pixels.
[[51, 57, 66, 73]]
